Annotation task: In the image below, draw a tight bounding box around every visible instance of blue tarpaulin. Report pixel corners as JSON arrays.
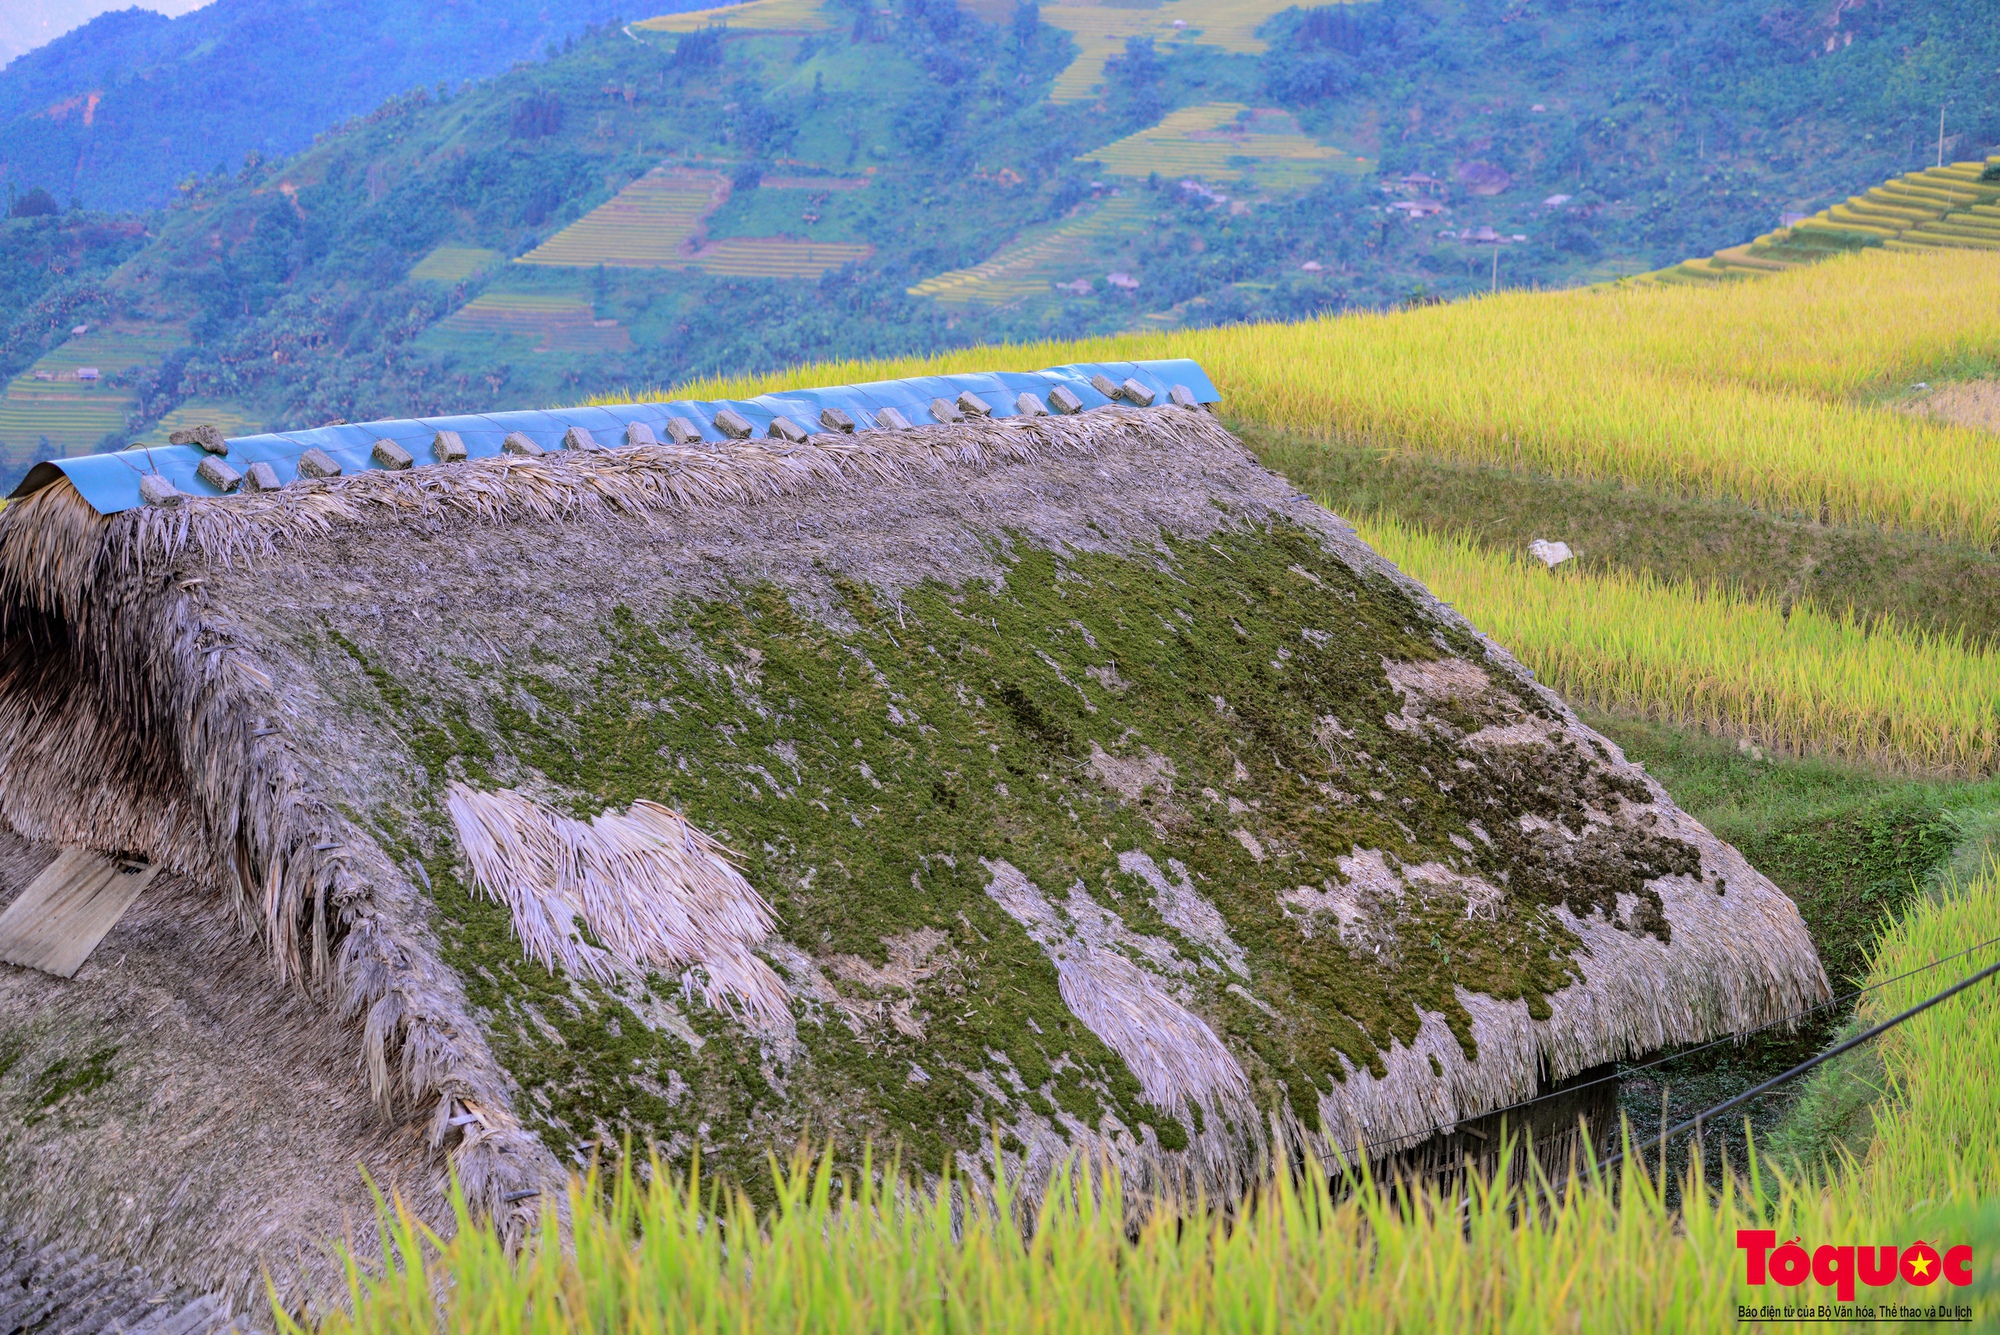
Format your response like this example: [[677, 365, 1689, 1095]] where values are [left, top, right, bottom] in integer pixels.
[[16, 359, 1220, 516]]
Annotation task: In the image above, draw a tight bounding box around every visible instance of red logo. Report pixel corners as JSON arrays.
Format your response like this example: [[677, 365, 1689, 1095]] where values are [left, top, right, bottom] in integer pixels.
[[1737, 1230, 1973, 1302]]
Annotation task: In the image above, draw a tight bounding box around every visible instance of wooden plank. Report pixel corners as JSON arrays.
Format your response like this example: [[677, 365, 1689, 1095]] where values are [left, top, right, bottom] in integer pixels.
[[0, 848, 158, 978]]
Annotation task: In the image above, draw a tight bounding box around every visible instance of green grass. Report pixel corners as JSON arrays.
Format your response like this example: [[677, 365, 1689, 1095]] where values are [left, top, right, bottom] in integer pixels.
[[289, 868, 2000, 1333]]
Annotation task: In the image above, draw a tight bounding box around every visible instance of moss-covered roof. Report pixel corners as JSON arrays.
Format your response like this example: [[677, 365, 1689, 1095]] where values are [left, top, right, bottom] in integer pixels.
[[0, 400, 1825, 1296]]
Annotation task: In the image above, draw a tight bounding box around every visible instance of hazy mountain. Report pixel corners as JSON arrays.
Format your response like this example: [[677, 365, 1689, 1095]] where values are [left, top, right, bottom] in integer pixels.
[[0, 0, 708, 208]]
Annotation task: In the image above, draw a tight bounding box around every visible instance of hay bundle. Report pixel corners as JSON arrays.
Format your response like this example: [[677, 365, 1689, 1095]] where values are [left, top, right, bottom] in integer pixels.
[[0, 393, 1827, 1303]]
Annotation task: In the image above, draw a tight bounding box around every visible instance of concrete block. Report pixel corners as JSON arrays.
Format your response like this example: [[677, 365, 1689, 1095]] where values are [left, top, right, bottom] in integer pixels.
[[195, 455, 243, 493], [664, 417, 703, 445], [874, 406, 912, 430], [1088, 373, 1121, 399], [138, 475, 180, 507], [713, 408, 754, 439], [244, 461, 283, 492], [955, 390, 992, 417], [1014, 392, 1047, 417], [501, 432, 544, 457], [819, 407, 856, 433], [768, 416, 810, 443], [1049, 385, 1085, 414], [1169, 384, 1200, 409], [624, 421, 659, 447], [1119, 378, 1156, 407], [297, 447, 342, 479], [433, 430, 467, 462], [372, 438, 415, 470], [562, 426, 603, 451], [929, 398, 962, 423]]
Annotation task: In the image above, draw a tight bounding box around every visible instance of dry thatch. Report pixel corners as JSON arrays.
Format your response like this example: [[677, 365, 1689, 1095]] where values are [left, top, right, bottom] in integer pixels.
[[0, 403, 1827, 1300]]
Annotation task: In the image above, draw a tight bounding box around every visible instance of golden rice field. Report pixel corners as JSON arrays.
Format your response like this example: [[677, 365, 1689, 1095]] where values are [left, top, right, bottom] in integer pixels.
[[432, 292, 634, 353], [0, 321, 185, 456], [655, 248, 2000, 549], [634, 0, 838, 34], [1079, 103, 1353, 182], [518, 170, 868, 276], [135, 399, 264, 447], [909, 195, 1150, 305], [517, 170, 724, 268], [291, 871, 2000, 1333], [407, 244, 504, 284], [1038, 0, 1306, 103], [1358, 515, 2000, 776], [685, 236, 874, 277]]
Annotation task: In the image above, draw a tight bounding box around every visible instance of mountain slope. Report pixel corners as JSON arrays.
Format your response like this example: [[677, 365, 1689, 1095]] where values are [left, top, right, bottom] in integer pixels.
[[0, 0, 709, 209]]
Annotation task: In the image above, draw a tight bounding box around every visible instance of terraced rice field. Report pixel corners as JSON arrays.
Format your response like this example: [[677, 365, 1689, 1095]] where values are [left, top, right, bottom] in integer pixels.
[[683, 237, 873, 277], [1039, 0, 1308, 103], [517, 170, 726, 268], [430, 292, 635, 353], [1079, 104, 1350, 182], [1659, 157, 2000, 283], [408, 245, 506, 284], [135, 400, 264, 446], [0, 322, 184, 459], [634, 0, 838, 34], [908, 195, 1150, 305]]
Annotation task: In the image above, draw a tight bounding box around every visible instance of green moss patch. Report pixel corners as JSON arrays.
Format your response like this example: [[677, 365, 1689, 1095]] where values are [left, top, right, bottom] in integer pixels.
[[362, 520, 1704, 1173]]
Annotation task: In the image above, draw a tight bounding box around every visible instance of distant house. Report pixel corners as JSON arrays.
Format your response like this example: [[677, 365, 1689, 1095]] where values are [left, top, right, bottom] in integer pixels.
[[1300, 260, 1324, 273], [76, 368, 101, 381], [1543, 194, 1573, 208], [1054, 279, 1093, 295], [1106, 272, 1139, 290], [1387, 198, 1446, 218], [1399, 172, 1446, 195]]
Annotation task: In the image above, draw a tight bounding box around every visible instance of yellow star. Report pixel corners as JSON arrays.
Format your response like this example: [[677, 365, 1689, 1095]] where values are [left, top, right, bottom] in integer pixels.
[[1909, 1253, 1934, 1279]]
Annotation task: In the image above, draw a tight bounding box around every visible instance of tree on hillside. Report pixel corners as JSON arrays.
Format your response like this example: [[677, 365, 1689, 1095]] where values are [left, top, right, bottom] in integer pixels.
[[7, 187, 57, 219]]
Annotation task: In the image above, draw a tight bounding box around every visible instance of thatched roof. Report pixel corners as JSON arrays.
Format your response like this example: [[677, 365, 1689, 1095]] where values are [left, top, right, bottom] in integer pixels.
[[0, 362, 1826, 1306]]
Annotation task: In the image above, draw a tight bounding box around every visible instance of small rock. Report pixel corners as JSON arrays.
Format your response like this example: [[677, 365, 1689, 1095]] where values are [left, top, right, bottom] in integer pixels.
[[1527, 539, 1573, 568]]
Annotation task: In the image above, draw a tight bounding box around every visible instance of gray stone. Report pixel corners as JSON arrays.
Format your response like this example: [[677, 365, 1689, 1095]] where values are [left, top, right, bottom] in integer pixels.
[[874, 406, 912, 430], [713, 408, 754, 439], [562, 426, 603, 451], [1088, 373, 1121, 399], [372, 439, 415, 470], [1014, 392, 1047, 417], [928, 398, 962, 423], [137, 474, 179, 507], [625, 421, 660, 447], [1170, 384, 1200, 409], [195, 456, 243, 493], [768, 416, 810, 444], [1120, 378, 1156, 407], [501, 432, 544, 457], [665, 417, 703, 445], [955, 390, 992, 418], [296, 447, 342, 479], [819, 407, 856, 433], [1049, 385, 1085, 414], [168, 424, 227, 454], [244, 461, 283, 492], [433, 430, 467, 462]]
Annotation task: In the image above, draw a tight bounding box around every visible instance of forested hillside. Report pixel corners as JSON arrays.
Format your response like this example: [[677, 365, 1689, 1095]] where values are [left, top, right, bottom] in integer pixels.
[[0, 0, 1994, 487], [0, 0, 708, 209]]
